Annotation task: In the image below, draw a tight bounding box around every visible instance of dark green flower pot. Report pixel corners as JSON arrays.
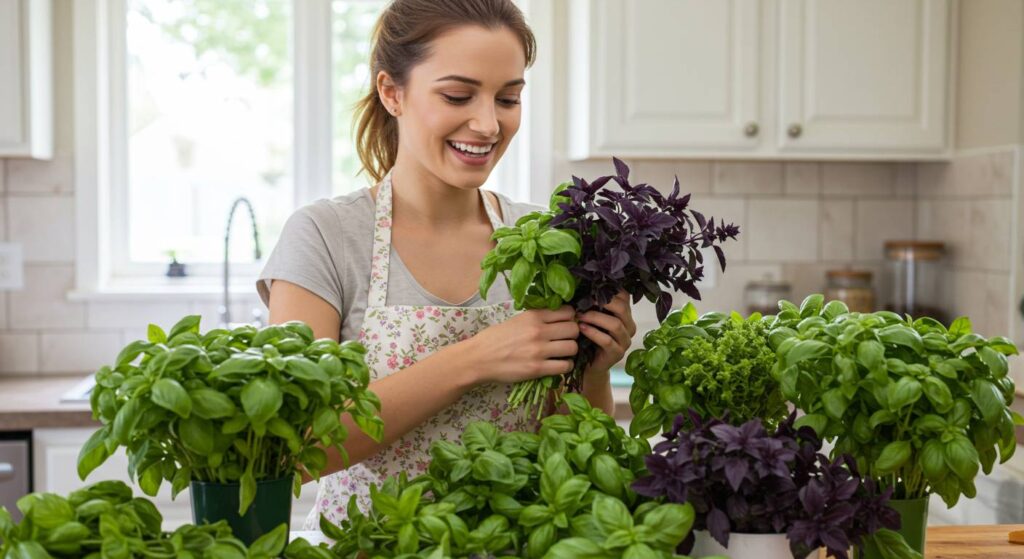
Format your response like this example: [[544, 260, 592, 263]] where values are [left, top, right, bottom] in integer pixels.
[[856, 495, 930, 558], [190, 477, 292, 546]]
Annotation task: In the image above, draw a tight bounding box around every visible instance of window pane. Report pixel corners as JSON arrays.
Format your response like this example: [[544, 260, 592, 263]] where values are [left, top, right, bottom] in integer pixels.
[[126, 0, 293, 264], [332, 1, 386, 196]]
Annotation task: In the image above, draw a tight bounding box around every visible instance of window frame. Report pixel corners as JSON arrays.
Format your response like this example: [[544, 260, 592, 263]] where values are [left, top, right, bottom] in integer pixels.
[[71, 0, 548, 297]]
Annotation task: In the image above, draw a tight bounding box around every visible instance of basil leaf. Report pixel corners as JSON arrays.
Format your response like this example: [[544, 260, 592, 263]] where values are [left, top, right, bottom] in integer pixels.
[[241, 378, 283, 427], [151, 378, 192, 418]]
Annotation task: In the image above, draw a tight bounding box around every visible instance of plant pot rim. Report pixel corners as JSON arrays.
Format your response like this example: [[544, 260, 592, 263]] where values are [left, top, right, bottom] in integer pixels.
[[696, 529, 787, 537], [190, 476, 292, 488]]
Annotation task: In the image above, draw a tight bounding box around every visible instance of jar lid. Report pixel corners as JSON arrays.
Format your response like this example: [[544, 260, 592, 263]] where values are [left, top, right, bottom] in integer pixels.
[[884, 240, 945, 261], [745, 279, 791, 291], [826, 268, 873, 280]]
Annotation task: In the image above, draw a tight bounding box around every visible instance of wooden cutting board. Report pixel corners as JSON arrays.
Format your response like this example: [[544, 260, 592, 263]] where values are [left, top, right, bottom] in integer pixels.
[[926, 525, 1024, 558]]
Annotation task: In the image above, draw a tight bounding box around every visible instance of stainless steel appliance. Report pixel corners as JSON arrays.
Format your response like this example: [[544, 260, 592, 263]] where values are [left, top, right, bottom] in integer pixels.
[[0, 433, 31, 521]]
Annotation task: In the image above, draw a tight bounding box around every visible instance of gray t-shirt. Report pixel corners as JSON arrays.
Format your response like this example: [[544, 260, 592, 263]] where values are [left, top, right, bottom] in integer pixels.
[[257, 188, 544, 342]]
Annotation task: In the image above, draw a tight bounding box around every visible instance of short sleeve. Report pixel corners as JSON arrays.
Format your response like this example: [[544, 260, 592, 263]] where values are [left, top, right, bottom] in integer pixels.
[[256, 204, 344, 318]]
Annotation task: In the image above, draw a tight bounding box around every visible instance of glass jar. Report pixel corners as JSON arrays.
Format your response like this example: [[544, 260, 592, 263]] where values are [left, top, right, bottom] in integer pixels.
[[825, 268, 875, 313], [884, 240, 946, 323], [744, 277, 792, 315]]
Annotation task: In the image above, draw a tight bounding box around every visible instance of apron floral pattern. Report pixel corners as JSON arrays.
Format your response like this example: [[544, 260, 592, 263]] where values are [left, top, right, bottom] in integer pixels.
[[304, 171, 541, 528]]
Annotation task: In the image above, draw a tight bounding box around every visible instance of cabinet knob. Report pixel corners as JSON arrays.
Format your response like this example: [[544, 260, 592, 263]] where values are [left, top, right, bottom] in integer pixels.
[[787, 123, 803, 138], [744, 122, 759, 137], [0, 462, 13, 481]]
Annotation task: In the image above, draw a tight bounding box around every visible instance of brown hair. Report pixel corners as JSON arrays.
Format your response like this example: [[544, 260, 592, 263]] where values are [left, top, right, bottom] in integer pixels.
[[353, 0, 536, 184]]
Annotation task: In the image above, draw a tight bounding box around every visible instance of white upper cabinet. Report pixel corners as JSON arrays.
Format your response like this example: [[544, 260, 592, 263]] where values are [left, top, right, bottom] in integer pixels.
[[568, 0, 762, 159], [0, 0, 53, 159], [777, 0, 951, 155], [567, 0, 953, 160]]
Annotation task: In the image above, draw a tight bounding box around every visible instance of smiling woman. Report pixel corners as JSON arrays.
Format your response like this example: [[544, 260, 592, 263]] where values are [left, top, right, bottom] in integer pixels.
[[257, 0, 627, 528]]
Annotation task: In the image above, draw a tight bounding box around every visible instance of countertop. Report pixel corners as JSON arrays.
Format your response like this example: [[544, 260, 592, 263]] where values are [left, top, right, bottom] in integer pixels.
[[289, 525, 1024, 557], [926, 524, 1024, 557], [0, 375, 632, 432], [0, 375, 98, 430]]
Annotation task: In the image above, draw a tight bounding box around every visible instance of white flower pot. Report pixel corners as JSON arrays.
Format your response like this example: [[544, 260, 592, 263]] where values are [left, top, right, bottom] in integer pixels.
[[691, 530, 818, 559]]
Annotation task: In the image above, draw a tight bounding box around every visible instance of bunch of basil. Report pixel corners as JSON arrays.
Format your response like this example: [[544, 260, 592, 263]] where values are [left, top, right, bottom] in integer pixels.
[[625, 303, 787, 438], [77, 316, 384, 514], [0, 480, 288, 558], [293, 394, 698, 559], [769, 295, 1023, 507], [480, 157, 740, 417]]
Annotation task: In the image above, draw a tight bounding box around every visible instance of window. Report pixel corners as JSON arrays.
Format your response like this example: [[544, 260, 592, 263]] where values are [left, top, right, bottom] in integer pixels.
[[121, 0, 295, 273], [73, 0, 547, 294], [331, 1, 386, 196]]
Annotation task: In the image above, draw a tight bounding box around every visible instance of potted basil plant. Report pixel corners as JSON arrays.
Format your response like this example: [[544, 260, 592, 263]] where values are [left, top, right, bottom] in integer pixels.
[[632, 412, 919, 559], [77, 316, 384, 544], [769, 295, 1022, 557]]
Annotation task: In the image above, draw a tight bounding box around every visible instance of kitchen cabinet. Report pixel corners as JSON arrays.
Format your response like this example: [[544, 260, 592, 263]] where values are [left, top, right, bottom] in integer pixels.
[[567, 0, 763, 157], [567, 0, 953, 161], [0, 0, 53, 159], [777, 0, 951, 156], [32, 428, 318, 529]]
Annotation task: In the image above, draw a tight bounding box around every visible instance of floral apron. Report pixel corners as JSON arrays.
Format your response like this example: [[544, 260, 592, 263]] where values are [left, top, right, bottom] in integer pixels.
[[305, 171, 540, 528]]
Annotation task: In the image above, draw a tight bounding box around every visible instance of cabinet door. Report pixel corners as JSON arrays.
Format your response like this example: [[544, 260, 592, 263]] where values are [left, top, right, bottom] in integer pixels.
[[0, 0, 52, 159], [568, 0, 761, 159], [0, 0, 26, 148], [778, 0, 951, 155]]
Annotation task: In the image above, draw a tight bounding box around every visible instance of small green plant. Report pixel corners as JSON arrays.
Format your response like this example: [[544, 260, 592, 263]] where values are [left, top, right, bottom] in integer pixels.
[[0, 480, 288, 558], [625, 303, 787, 438], [294, 394, 696, 559], [770, 294, 1023, 507], [77, 316, 383, 514]]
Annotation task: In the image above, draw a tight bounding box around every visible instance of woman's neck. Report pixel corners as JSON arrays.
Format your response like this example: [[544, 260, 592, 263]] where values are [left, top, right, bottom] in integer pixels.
[[387, 157, 486, 229]]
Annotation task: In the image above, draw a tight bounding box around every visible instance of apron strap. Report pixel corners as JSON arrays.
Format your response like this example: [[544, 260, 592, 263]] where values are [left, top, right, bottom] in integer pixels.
[[367, 172, 507, 308], [367, 172, 394, 308]]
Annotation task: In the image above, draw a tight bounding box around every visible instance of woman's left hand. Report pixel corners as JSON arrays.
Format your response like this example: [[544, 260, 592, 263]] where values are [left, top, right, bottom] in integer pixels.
[[576, 290, 637, 377]]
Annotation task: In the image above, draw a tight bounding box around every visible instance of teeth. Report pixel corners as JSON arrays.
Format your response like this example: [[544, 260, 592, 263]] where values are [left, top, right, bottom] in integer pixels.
[[450, 141, 493, 155]]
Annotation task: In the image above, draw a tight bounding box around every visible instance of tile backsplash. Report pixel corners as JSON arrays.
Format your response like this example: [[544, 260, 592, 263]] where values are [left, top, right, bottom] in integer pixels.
[[915, 148, 1019, 339], [0, 151, 1020, 375]]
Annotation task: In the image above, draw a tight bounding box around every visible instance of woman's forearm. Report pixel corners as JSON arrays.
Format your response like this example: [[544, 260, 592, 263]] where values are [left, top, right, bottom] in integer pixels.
[[322, 339, 483, 475], [581, 367, 614, 416]]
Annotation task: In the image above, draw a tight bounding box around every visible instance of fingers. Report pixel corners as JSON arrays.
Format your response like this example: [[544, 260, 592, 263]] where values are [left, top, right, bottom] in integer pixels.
[[579, 319, 620, 354], [596, 293, 636, 336], [538, 358, 575, 376], [539, 305, 576, 323], [542, 339, 578, 359], [578, 310, 631, 347], [544, 320, 580, 340]]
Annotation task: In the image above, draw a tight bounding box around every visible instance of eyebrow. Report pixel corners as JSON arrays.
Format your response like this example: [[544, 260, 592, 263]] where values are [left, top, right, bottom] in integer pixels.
[[435, 75, 526, 87]]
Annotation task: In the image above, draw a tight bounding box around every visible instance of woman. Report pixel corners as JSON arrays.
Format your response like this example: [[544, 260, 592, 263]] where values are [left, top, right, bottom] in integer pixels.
[[256, 0, 636, 526]]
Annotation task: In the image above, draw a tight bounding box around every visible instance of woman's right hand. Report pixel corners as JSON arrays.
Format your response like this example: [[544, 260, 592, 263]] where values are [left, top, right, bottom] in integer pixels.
[[463, 305, 580, 385]]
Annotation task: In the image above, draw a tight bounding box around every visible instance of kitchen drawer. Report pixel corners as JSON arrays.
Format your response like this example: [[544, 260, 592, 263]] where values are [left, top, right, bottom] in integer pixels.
[[0, 435, 31, 522]]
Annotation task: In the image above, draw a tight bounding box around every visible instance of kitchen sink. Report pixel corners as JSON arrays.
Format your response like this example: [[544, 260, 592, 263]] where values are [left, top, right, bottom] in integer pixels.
[[60, 375, 96, 403]]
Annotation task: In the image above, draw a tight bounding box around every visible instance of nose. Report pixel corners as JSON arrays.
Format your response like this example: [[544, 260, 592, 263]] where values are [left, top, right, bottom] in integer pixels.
[[468, 100, 500, 138]]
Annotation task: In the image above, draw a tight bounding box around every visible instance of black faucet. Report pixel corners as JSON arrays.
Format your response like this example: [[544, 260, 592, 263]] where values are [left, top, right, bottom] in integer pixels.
[[220, 197, 262, 327]]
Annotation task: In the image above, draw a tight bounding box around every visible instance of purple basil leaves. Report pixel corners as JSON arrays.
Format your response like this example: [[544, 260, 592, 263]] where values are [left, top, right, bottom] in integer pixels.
[[632, 412, 901, 559], [551, 157, 739, 323], [549, 158, 739, 391]]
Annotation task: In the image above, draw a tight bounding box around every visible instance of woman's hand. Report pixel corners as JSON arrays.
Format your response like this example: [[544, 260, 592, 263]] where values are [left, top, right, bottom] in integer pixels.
[[463, 305, 580, 385], [577, 290, 637, 376]]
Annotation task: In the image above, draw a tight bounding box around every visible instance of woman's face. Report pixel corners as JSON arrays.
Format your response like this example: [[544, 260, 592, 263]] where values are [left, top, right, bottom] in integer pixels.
[[381, 25, 526, 190]]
